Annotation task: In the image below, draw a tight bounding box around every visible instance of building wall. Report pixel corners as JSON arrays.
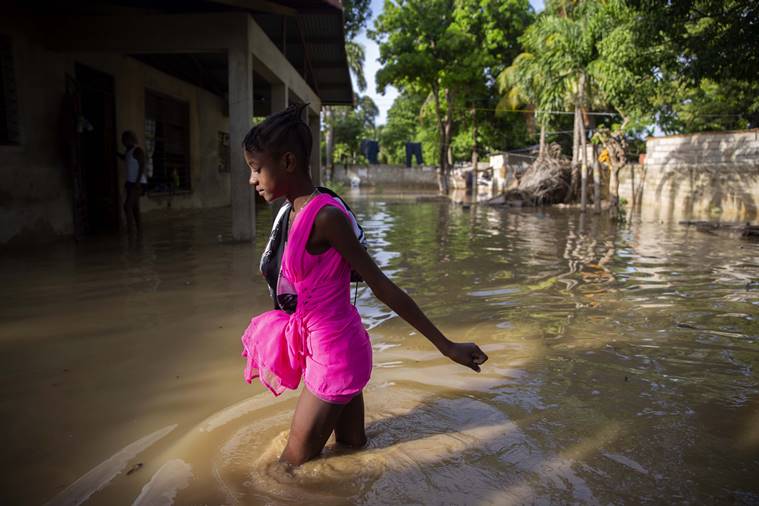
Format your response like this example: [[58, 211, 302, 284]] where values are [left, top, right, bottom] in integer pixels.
[[0, 24, 231, 245], [0, 27, 72, 244], [328, 164, 438, 189], [619, 130, 759, 222]]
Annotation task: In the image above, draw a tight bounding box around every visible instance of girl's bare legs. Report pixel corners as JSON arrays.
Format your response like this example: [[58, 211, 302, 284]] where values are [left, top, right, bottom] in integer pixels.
[[280, 389, 367, 465], [280, 388, 345, 465], [124, 185, 136, 232], [334, 392, 367, 448]]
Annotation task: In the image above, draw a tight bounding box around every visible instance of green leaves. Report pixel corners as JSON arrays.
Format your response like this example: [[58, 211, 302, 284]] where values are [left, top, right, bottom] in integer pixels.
[[326, 95, 380, 163]]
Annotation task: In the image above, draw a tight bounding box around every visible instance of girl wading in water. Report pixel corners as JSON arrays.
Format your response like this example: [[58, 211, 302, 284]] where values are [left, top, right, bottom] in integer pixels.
[[240, 103, 488, 466]]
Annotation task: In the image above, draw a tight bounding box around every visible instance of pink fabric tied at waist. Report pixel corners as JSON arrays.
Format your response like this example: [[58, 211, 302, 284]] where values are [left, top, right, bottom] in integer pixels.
[[241, 306, 312, 396], [285, 309, 311, 368]]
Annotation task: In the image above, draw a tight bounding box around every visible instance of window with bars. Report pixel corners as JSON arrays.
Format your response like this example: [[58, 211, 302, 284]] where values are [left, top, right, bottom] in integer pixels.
[[145, 90, 190, 192], [0, 34, 20, 145]]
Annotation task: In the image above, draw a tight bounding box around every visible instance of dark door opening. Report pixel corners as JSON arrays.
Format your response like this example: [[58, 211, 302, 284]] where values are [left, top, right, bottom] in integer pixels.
[[75, 63, 119, 235]]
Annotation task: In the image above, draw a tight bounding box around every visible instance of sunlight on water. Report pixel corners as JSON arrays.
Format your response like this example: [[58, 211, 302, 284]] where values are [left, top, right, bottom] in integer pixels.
[[1, 190, 758, 504]]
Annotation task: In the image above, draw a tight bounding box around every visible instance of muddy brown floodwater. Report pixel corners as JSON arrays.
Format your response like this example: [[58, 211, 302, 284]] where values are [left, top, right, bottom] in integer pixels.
[[1, 189, 759, 505]]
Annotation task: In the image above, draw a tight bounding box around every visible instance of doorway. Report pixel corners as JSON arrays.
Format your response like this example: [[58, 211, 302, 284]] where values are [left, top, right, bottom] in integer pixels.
[[75, 63, 119, 234]]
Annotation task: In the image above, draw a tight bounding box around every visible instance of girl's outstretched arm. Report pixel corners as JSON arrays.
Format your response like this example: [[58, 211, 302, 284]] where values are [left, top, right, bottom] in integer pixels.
[[315, 206, 488, 372]]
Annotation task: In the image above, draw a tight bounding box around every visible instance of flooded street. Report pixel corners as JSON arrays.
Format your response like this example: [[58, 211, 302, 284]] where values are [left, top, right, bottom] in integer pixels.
[[2, 189, 759, 505]]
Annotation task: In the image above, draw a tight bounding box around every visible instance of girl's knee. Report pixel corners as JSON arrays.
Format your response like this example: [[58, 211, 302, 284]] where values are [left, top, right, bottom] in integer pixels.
[[280, 435, 322, 466]]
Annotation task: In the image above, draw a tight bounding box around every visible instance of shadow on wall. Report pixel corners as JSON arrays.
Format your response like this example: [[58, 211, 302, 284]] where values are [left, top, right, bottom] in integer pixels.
[[642, 131, 759, 222]]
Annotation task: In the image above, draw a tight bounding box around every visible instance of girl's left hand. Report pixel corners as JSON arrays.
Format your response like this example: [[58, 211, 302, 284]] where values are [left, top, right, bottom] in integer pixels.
[[444, 342, 489, 372]]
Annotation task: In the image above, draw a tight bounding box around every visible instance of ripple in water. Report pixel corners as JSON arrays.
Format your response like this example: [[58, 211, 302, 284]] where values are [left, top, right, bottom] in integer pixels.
[[210, 384, 595, 505]]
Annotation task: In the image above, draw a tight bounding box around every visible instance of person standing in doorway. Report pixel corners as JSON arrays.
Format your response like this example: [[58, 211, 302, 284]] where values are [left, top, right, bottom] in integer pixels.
[[120, 130, 147, 235]]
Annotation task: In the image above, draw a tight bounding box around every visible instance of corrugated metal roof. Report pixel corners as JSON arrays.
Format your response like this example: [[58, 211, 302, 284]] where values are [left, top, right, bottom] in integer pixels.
[[225, 0, 354, 105]]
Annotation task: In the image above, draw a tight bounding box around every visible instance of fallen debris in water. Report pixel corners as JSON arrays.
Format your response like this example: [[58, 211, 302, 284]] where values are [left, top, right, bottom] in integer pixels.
[[485, 143, 570, 207]]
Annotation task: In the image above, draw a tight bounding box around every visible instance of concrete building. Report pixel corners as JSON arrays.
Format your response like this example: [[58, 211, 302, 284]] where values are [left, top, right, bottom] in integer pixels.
[[0, 0, 353, 245]]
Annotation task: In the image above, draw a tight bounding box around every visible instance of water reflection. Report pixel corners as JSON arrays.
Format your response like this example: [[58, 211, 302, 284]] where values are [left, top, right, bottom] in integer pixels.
[[1, 193, 758, 505]]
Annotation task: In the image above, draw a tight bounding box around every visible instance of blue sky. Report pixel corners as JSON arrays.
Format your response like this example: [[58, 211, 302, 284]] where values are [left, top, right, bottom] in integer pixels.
[[354, 0, 545, 125]]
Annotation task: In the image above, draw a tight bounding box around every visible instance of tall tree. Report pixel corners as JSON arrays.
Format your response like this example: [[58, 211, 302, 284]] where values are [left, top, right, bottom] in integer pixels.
[[634, 0, 759, 87], [533, 3, 605, 209], [372, 0, 532, 193], [378, 91, 427, 164], [497, 38, 565, 158], [451, 0, 533, 175], [329, 94, 380, 165], [326, 0, 372, 178], [597, 0, 759, 133], [371, 0, 467, 193]]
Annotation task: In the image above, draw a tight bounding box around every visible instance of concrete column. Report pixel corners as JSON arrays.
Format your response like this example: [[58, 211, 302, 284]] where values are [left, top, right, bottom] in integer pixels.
[[271, 83, 288, 111], [309, 111, 321, 186], [228, 46, 255, 241]]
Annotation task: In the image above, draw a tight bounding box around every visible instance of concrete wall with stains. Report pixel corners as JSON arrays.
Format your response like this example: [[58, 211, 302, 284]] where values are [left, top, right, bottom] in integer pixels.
[[327, 164, 439, 189], [619, 130, 759, 222]]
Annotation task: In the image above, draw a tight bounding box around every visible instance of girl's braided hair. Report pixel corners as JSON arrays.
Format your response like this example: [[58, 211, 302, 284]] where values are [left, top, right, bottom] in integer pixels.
[[242, 102, 312, 172]]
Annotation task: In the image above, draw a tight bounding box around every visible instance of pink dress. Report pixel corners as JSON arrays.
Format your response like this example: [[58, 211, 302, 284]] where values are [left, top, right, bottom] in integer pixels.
[[240, 193, 373, 404]]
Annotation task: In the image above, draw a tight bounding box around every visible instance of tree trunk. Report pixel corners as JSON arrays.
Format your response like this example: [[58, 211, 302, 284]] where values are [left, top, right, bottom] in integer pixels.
[[325, 107, 335, 181], [444, 87, 454, 187], [471, 103, 478, 200], [538, 121, 546, 158], [566, 108, 581, 203], [594, 125, 628, 217], [592, 143, 601, 213], [629, 164, 636, 211], [609, 165, 620, 209], [580, 107, 588, 213], [431, 84, 449, 194]]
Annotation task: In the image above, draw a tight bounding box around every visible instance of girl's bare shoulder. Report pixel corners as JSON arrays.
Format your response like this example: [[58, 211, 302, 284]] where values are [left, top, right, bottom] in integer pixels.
[[312, 204, 353, 243]]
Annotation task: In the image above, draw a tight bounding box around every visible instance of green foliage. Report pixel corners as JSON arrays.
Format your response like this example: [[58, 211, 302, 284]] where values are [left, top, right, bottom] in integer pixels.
[[587, 0, 658, 129], [372, 0, 758, 172], [499, 0, 758, 142], [322, 94, 380, 165], [378, 91, 426, 164], [371, 0, 460, 94], [345, 41, 368, 92], [371, 0, 534, 167], [658, 79, 759, 133], [343, 0, 373, 40], [342, 0, 372, 92], [634, 0, 759, 86], [624, 0, 759, 132]]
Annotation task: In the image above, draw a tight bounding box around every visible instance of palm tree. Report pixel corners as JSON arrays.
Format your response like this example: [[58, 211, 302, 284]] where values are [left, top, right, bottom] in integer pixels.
[[527, 4, 603, 211], [498, 49, 564, 160], [345, 40, 367, 92]]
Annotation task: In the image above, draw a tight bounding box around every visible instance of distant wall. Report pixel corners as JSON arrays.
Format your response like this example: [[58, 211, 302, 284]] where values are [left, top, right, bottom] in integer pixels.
[[327, 164, 438, 188], [619, 130, 759, 222]]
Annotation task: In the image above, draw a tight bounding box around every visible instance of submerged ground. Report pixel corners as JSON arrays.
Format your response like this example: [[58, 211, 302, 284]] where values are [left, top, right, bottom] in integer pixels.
[[1, 188, 758, 505]]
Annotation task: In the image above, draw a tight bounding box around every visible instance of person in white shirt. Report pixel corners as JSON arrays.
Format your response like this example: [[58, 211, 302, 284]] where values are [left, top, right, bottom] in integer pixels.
[[120, 130, 147, 234]]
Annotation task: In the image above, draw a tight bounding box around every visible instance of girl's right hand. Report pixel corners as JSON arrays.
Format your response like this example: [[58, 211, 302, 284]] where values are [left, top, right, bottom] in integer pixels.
[[444, 342, 489, 372]]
